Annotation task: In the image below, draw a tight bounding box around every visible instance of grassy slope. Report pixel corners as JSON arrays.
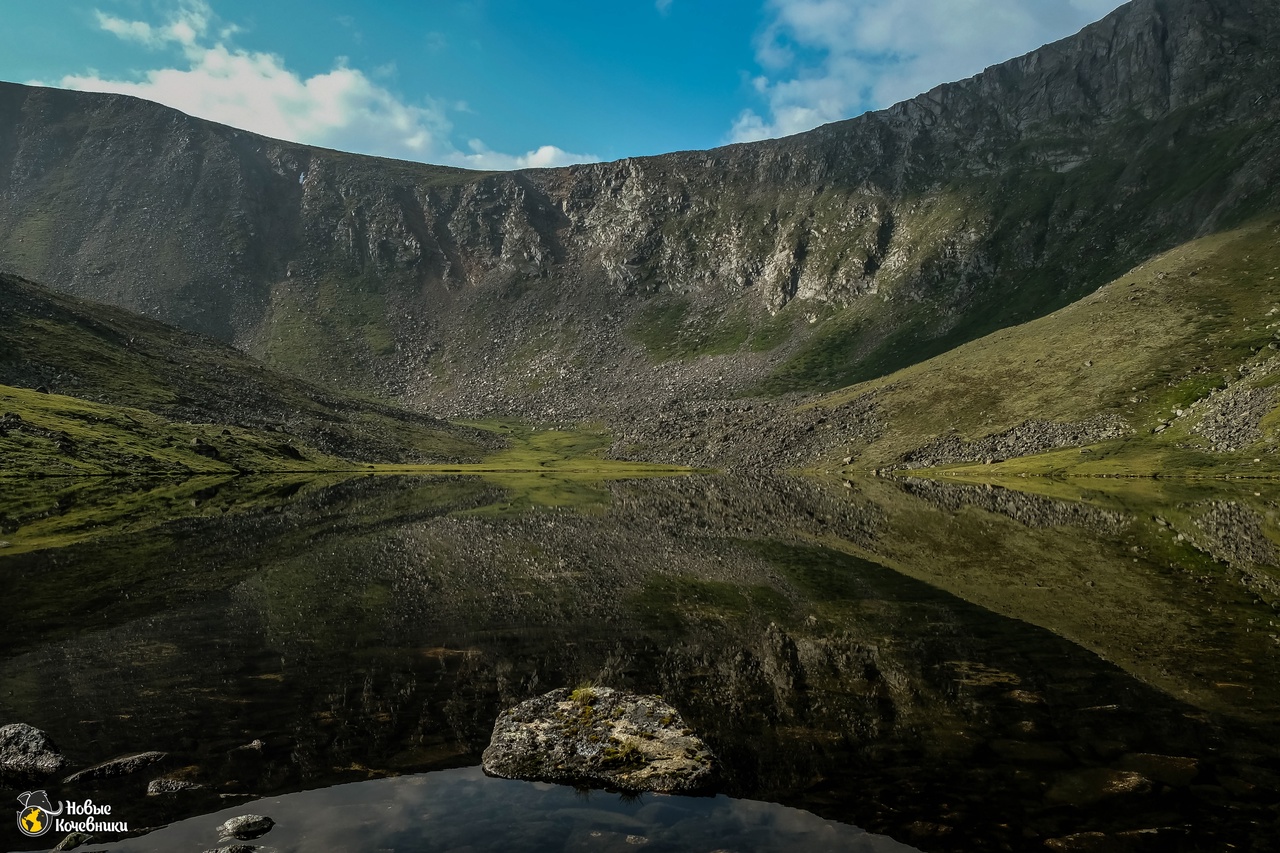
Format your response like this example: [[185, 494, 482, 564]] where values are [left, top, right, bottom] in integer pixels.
[[745, 104, 1280, 394], [0, 385, 351, 476], [807, 216, 1280, 474], [0, 272, 494, 464]]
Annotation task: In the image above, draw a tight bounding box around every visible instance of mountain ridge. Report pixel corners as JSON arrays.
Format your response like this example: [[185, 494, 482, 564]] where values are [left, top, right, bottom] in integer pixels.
[[1, 0, 1278, 437]]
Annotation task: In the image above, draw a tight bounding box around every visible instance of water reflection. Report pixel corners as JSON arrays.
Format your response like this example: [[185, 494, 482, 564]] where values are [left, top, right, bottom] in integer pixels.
[[1, 473, 1278, 852], [31, 767, 919, 853]]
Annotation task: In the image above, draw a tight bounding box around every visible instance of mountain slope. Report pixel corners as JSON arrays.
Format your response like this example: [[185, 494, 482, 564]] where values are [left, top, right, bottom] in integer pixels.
[[0, 272, 497, 464], [605, 215, 1280, 476], [0, 384, 348, 476], [815, 215, 1280, 475], [1, 0, 1277, 424]]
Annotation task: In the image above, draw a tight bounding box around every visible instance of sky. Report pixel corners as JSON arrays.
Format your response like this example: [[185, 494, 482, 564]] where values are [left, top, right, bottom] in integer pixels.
[[0, 0, 1126, 169]]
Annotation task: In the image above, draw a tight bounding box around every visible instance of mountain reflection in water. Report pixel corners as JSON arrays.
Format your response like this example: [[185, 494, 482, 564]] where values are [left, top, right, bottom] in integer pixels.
[[1, 473, 1278, 852]]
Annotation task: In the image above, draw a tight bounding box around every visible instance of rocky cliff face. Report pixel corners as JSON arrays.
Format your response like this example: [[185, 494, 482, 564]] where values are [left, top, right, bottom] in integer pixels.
[[1, 0, 1278, 417]]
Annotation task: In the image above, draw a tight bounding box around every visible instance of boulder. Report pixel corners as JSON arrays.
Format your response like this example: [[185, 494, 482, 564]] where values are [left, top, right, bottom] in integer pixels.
[[0, 723, 66, 777], [217, 814, 275, 841], [482, 687, 716, 794]]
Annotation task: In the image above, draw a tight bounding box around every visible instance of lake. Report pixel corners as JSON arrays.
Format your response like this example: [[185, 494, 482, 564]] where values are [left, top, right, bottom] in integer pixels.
[[2, 471, 1278, 852]]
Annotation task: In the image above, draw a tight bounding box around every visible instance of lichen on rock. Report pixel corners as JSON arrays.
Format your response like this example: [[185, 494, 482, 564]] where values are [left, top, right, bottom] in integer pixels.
[[481, 687, 716, 794]]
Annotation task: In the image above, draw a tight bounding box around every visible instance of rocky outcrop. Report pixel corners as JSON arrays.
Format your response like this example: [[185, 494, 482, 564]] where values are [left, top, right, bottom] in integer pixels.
[[900, 415, 1131, 468], [1192, 384, 1278, 452], [482, 687, 717, 794]]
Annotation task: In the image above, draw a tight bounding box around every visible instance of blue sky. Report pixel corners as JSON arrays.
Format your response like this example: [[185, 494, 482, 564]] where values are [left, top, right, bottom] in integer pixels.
[[0, 1, 1124, 169]]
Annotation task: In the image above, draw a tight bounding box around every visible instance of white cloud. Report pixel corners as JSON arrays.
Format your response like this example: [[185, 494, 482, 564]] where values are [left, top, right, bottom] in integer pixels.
[[656, 0, 675, 14], [731, 0, 1126, 142], [94, 12, 158, 46], [453, 141, 596, 171], [57, 2, 597, 170]]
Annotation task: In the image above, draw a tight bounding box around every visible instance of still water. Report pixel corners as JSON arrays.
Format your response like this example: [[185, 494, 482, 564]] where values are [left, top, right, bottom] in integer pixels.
[[1, 472, 1278, 852]]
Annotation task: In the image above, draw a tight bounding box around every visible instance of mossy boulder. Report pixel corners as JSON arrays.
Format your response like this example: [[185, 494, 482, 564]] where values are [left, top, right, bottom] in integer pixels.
[[481, 687, 716, 794], [0, 723, 65, 777]]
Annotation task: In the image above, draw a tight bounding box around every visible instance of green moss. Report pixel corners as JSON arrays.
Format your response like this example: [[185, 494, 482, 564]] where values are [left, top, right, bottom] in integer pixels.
[[599, 740, 646, 770], [370, 421, 697, 515], [757, 311, 872, 393]]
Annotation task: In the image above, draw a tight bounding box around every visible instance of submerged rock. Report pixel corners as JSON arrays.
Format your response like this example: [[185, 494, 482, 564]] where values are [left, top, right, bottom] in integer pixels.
[[217, 814, 275, 840], [64, 751, 168, 784], [482, 687, 716, 794], [0, 723, 66, 777]]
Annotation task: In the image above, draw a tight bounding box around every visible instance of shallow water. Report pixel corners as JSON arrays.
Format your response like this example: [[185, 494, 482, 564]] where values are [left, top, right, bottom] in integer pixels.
[[10, 766, 920, 853], [2, 472, 1279, 851]]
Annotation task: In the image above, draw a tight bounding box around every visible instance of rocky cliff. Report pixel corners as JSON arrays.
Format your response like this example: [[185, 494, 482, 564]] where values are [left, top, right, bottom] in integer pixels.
[[1, 0, 1278, 421]]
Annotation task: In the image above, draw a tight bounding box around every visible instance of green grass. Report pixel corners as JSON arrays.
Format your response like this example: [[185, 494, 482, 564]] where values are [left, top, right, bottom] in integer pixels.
[[0, 417, 693, 556], [0, 385, 351, 477], [803, 216, 1280, 475], [757, 110, 1280, 395], [257, 271, 397, 393], [626, 296, 754, 360], [0, 273, 493, 464]]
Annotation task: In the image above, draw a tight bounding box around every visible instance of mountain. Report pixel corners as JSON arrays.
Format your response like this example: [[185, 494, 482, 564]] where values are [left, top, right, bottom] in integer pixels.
[[0, 272, 498, 470], [1, 0, 1278, 465], [611, 214, 1280, 476]]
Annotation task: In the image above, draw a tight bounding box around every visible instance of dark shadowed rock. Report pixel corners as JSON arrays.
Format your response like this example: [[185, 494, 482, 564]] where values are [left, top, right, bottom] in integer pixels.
[[482, 687, 716, 794], [0, 723, 65, 777], [216, 814, 275, 840], [63, 751, 168, 784]]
